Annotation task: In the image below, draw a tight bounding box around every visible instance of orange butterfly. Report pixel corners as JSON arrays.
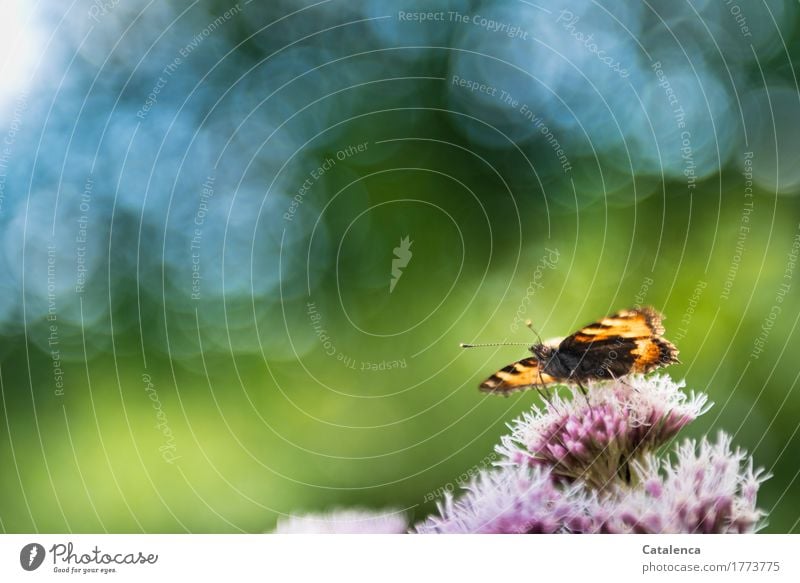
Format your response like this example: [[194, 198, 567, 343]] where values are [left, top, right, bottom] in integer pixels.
[[467, 307, 679, 395]]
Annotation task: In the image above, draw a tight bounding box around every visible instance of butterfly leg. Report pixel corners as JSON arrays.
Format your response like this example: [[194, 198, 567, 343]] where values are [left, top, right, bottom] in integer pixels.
[[613, 372, 639, 392], [574, 380, 590, 405], [536, 370, 562, 413], [539, 387, 554, 408], [536, 368, 554, 409]]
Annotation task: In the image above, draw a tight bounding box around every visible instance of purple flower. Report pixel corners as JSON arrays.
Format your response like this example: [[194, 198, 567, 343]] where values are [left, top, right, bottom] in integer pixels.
[[277, 374, 767, 535], [414, 433, 766, 534], [596, 433, 769, 533], [274, 509, 407, 534], [497, 375, 709, 490], [414, 465, 589, 534]]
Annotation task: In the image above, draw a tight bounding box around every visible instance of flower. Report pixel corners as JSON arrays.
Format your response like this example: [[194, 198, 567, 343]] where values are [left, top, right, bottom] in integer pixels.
[[414, 374, 766, 534], [274, 508, 407, 534], [276, 374, 767, 535], [414, 465, 588, 534], [497, 375, 709, 490], [596, 433, 770, 533], [415, 433, 767, 534]]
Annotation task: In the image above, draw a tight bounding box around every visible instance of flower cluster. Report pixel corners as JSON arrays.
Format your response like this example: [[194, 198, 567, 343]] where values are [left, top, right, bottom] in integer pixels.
[[415, 465, 586, 534], [598, 434, 767, 534], [275, 374, 768, 534], [413, 431, 766, 534], [418, 375, 767, 533], [497, 375, 709, 490]]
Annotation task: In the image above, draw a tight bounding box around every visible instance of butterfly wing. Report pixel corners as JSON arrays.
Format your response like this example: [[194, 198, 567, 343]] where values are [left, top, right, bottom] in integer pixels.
[[557, 307, 679, 378], [479, 356, 558, 394]]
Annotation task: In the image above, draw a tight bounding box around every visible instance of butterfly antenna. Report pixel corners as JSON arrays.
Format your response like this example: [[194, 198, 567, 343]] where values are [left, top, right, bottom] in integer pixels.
[[459, 341, 530, 349], [525, 320, 544, 344]]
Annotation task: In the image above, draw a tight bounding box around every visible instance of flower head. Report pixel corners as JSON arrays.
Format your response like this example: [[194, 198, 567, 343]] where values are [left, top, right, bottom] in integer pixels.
[[597, 433, 770, 533], [414, 465, 589, 534], [276, 374, 767, 535], [415, 433, 766, 534], [498, 375, 709, 490]]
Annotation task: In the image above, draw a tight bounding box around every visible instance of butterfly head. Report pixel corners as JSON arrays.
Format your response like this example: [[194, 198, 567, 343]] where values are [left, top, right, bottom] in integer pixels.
[[531, 343, 554, 362]]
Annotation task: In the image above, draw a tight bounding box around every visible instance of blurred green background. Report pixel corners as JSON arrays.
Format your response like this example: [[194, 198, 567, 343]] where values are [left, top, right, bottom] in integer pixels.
[[1, 0, 800, 532]]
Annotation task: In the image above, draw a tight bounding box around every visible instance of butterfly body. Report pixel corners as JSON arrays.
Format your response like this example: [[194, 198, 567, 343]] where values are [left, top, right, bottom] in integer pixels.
[[479, 307, 679, 394]]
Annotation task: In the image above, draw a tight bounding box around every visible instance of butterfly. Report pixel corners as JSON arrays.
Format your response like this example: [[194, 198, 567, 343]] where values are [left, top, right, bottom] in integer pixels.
[[472, 307, 679, 395]]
